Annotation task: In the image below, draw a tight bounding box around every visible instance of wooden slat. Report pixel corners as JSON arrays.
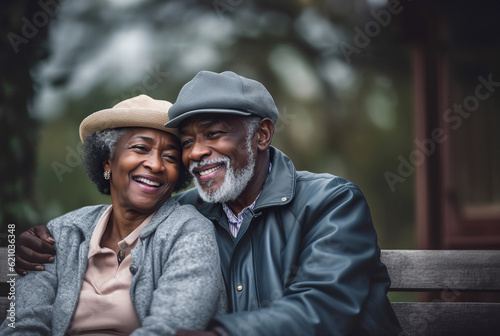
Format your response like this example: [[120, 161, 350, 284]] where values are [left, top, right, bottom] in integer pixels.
[[392, 302, 500, 336], [0, 247, 14, 283], [0, 297, 8, 321], [381, 250, 500, 291], [0, 247, 13, 322]]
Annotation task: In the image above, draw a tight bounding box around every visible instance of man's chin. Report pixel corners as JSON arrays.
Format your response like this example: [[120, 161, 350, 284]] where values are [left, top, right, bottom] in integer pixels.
[[199, 185, 216, 196], [194, 179, 220, 203], [196, 177, 217, 190]]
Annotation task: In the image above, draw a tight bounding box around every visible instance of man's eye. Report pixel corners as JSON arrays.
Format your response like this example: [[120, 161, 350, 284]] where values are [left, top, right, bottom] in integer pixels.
[[181, 139, 193, 148], [207, 131, 223, 137]]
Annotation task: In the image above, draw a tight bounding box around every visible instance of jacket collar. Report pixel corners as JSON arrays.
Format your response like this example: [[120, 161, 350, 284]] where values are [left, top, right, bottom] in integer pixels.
[[194, 146, 296, 221], [254, 146, 295, 211]]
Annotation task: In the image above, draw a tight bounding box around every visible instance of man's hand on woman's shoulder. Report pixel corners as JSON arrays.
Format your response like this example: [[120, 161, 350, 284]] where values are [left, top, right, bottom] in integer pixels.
[[15, 225, 56, 275]]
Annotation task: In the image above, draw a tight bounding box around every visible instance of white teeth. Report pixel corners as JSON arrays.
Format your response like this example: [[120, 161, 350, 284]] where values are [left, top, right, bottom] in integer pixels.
[[136, 177, 160, 187], [199, 165, 221, 176]]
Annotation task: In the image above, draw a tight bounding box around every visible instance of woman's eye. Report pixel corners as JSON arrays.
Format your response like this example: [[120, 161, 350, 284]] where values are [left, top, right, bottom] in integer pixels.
[[132, 145, 148, 152], [163, 154, 178, 162]]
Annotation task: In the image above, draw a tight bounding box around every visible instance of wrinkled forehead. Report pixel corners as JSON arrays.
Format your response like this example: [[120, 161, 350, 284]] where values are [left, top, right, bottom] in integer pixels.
[[122, 127, 181, 149]]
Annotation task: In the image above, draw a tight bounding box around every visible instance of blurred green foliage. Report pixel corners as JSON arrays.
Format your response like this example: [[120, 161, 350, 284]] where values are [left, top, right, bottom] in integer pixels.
[[1, 0, 417, 249]]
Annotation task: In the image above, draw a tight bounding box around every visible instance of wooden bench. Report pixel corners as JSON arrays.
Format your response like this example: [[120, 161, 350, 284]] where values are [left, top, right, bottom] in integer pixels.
[[0, 246, 14, 324], [1, 247, 499, 334], [382, 250, 500, 336]]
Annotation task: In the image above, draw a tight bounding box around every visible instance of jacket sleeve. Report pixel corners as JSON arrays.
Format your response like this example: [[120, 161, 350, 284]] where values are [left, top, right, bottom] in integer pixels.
[[213, 183, 401, 336], [130, 217, 227, 336], [0, 225, 59, 335]]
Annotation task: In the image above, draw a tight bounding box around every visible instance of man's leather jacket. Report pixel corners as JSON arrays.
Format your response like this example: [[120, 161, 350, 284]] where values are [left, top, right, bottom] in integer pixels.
[[176, 147, 402, 336]]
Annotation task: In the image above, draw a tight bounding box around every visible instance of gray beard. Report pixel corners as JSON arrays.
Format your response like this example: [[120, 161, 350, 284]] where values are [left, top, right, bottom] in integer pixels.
[[190, 151, 256, 203], [189, 118, 259, 204]]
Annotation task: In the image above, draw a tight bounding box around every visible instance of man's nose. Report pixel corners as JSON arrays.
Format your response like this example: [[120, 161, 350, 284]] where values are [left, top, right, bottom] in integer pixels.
[[188, 139, 211, 162]]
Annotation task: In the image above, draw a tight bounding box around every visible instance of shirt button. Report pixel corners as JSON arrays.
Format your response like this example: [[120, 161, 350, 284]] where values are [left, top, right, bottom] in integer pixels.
[[281, 197, 287, 202], [236, 285, 243, 291], [129, 264, 138, 275]]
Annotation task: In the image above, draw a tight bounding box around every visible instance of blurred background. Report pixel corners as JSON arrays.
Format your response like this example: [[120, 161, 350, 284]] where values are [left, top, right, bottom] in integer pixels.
[[1, 0, 499, 256]]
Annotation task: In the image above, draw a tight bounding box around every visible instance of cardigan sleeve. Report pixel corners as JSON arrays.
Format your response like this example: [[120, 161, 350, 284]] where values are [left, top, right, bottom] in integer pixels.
[[0, 224, 60, 335], [130, 214, 227, 336]]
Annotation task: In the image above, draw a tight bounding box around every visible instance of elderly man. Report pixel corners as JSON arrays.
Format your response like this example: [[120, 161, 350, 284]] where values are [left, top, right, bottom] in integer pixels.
[[16, 71, 402, 336]]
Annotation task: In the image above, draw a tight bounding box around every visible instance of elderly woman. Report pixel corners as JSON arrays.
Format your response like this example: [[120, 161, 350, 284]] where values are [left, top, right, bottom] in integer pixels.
[[0, 95, 226, 335]]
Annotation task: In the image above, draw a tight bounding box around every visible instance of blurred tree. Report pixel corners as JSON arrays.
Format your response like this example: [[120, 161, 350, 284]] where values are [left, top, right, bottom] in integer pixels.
[[3, 0, 416, 248], [0, 0, 55, 242]]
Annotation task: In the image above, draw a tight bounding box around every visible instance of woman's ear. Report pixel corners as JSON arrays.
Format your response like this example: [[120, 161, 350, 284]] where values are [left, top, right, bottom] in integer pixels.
[[256, 118, 274, 151], [103, 159, 111, 173]]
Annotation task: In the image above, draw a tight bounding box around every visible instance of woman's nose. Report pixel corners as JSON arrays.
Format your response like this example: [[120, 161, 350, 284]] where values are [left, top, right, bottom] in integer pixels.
[[144, 152, 165, 172]]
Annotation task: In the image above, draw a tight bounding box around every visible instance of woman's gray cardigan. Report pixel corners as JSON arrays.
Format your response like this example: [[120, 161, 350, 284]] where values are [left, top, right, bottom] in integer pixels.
[[1, 197, 227, 335]]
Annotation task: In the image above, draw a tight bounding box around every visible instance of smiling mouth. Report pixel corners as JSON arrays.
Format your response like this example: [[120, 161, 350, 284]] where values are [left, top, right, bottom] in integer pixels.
[[198, 165, 223, 176], [133, 177, 161, 187]]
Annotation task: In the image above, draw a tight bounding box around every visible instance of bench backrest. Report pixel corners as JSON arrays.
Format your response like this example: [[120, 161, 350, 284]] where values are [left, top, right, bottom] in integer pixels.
[[381, 250, 500, 336], [0, 247, 12, 323]]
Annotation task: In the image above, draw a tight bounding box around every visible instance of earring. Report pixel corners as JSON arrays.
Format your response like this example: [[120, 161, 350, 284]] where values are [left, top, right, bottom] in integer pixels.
[[103, 170, 111, 180]]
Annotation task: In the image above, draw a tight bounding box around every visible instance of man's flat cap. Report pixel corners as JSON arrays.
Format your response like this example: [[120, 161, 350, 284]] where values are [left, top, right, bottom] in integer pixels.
[[165, 70, 279, 128]]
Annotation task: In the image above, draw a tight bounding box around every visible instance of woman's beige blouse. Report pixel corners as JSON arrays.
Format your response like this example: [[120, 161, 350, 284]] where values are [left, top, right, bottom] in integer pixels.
[[67, 205, 154, 335]]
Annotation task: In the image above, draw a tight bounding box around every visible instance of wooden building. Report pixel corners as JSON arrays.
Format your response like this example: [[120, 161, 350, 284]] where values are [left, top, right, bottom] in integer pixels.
[[396, 0, 500, 249]]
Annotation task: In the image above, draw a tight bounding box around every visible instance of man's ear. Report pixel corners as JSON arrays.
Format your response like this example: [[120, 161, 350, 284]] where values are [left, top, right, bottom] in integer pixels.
[[256, 118, 274, 151]]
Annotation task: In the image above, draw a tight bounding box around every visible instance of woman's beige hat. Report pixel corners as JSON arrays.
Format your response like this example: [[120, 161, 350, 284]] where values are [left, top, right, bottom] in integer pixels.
[[79, 94, 177, 142]]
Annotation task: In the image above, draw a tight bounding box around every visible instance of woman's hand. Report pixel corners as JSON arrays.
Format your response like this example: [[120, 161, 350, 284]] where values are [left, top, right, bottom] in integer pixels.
[[15, 225, 56, 275]]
